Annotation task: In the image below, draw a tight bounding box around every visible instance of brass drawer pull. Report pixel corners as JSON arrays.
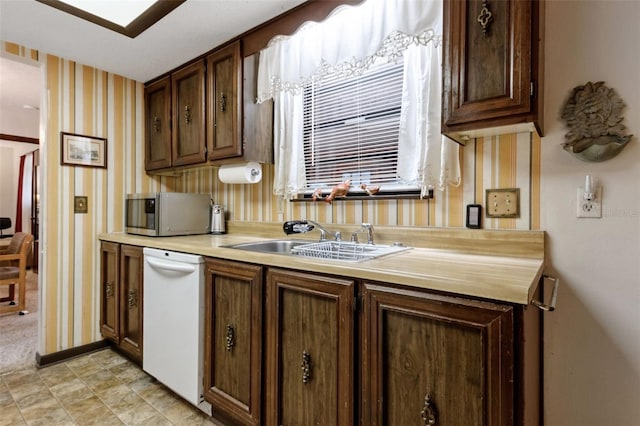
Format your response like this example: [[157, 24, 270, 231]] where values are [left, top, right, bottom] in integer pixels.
[[477, 0, 493, 35], [301, 350, 312, 384], [532, 274, 559, 311], [127, 289, 137, 308], [226, 324, 235, 351], [219, 92, 226, 112], [105, 282, 113, 297], [420, 392, 437, 425]]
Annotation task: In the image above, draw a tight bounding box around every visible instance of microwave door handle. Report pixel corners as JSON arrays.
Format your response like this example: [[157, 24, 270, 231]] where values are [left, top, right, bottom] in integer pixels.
[[145, 257, 196, 274]]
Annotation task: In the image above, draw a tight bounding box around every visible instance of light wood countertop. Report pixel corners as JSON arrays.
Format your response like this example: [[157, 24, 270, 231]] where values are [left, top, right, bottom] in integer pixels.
[[99, 222, 545, 305]]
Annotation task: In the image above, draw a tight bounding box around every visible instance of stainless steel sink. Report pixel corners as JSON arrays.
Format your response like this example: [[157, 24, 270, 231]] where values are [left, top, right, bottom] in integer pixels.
[[223, 239, 311, 254], [224, 239, 411, 262]]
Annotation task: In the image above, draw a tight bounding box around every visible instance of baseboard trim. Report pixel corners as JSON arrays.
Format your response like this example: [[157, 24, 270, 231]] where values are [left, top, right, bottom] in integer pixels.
[[35, 340, 110, 368]]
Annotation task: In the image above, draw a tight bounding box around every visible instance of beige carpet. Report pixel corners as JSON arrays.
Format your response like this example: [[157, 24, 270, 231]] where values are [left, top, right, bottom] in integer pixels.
[[0, 271, 38, 373]]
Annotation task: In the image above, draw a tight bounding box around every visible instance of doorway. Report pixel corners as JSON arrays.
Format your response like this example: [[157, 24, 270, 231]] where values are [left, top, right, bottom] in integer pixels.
[[0, 54, 43, 372]]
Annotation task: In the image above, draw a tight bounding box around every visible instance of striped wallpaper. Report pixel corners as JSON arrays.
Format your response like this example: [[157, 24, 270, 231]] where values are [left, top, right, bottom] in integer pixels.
[[2, 42, 177, 354], [176, 131, 541, 231], [2, 41, 540, 356]]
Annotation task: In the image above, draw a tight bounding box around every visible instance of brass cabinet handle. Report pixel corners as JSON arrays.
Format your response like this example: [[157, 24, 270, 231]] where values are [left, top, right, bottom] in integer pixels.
[[153, 116, 161, 132], [219, 92, 226, 112], [225, 324, 235, 351], [301, 351, 312, 384], [105, 282, 113, 297], [127, 289, 137, 308], [184, 105, 192, 123], [477, 0, 493, 35], [420, 393, 437, 426]]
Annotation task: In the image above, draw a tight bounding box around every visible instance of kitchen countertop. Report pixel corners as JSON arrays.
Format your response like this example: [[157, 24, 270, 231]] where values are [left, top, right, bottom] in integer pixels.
[[99, 222, 545, 305]]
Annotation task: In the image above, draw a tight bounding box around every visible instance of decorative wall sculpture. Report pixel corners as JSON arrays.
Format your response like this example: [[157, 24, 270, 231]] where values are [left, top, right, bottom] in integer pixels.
[[561, 81, 633, 162]]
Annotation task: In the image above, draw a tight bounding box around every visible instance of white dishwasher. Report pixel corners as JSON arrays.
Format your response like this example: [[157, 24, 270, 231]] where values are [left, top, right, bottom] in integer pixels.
[[142, 248, 211, 415]]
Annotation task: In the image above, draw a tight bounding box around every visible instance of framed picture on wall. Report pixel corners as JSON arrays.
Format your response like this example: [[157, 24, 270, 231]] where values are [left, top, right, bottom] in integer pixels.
[[60, 132, 107, 168]]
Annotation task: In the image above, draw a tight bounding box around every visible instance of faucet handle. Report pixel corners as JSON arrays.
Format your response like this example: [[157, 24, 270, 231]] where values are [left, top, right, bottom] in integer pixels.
[[283, 220, 313, 235], [362, 223, 374, 244]]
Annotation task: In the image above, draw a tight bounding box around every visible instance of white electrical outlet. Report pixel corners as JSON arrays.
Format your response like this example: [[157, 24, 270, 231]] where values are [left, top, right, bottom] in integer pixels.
[[576, 187, 602, 218]]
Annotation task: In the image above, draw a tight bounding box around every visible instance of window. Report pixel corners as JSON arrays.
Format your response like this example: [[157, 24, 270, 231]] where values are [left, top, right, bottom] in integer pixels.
[[257, 0, 457, 200], [301, 59, 418, 196]]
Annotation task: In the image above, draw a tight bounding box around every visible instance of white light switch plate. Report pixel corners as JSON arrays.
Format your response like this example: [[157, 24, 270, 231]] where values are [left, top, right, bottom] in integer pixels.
[[576, 187, 602, 218]]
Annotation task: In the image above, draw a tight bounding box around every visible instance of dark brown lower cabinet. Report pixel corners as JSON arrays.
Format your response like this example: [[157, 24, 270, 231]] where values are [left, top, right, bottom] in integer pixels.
[[265, 268, 355, 426], [204, 259, 263, 425], [99, 243, 143, 364], [117, 245, 144, 362], [100, 242, 119, 342], [118, 252, 539, 426], [361, 282, 540, 426]]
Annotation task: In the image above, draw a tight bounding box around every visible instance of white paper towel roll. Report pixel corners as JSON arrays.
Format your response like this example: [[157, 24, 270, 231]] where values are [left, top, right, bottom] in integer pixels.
[[218, 162, 262, 184]]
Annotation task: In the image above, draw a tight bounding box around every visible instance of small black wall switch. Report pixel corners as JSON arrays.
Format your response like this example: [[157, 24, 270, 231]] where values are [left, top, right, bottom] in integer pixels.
[[466, 204, 482, 229]]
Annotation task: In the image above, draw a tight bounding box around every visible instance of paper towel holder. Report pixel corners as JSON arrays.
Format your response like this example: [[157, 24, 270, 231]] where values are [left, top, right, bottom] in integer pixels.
[[218, 161, 263, 184]]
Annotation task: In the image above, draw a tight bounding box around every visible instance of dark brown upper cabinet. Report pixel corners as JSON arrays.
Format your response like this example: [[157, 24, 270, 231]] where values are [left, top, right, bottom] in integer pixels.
[[207, 41, 243, 161], [206, 42, 273, 165], [144, 61, 207, 172], [172, 60, 207, 167], [442, 0, 544, 144], [144, 76, 172, 171], [144, 43, 273, 173]]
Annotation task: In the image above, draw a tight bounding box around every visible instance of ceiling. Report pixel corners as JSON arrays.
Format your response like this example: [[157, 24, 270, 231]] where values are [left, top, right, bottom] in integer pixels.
[[0, 0, 307, 138], [0, 0, 307, 82], [0, 56, 41, 111]]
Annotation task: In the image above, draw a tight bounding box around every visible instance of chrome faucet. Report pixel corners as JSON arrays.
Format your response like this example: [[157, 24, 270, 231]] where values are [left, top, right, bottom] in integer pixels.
[[283, 220, 341, 242], [350, 223, 374, 245]]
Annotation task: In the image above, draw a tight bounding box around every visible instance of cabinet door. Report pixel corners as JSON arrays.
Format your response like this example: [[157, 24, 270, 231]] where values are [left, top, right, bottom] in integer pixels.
[[207, 41, 243, 161], [100, 242, 119, 342], [144, 76, 172, 170], [119, 244, 143, 363], [242, 53, 274, 164], [204, 259, 262, 426], [266, 269, 354, 426], [172, 60, 206, 167], [442, 0, 539, 134], [362, 282, 514, 426]]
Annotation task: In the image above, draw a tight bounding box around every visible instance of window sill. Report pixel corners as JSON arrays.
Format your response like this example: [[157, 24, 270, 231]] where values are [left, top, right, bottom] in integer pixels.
[[292, 190, 429, 202]]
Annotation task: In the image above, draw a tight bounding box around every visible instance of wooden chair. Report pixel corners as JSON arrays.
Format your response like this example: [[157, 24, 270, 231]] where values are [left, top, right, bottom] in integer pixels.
[[0, 232, 34, 315]]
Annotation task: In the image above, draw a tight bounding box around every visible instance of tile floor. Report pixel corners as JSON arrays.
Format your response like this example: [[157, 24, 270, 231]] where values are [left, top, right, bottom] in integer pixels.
[[0, 348, 219, 425]]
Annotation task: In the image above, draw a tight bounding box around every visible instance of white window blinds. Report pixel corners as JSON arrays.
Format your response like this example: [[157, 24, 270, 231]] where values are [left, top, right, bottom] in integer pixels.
[[302, 61, 411, 193], [260, 0, 460, 200]]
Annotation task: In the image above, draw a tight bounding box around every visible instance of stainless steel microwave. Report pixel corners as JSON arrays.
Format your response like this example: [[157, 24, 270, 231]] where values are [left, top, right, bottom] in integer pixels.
[[125, 192, 211, 236]]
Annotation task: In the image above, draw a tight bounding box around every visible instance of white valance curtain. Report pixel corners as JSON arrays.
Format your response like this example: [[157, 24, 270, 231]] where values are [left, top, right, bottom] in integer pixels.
[[258, 0, 460, 199]]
